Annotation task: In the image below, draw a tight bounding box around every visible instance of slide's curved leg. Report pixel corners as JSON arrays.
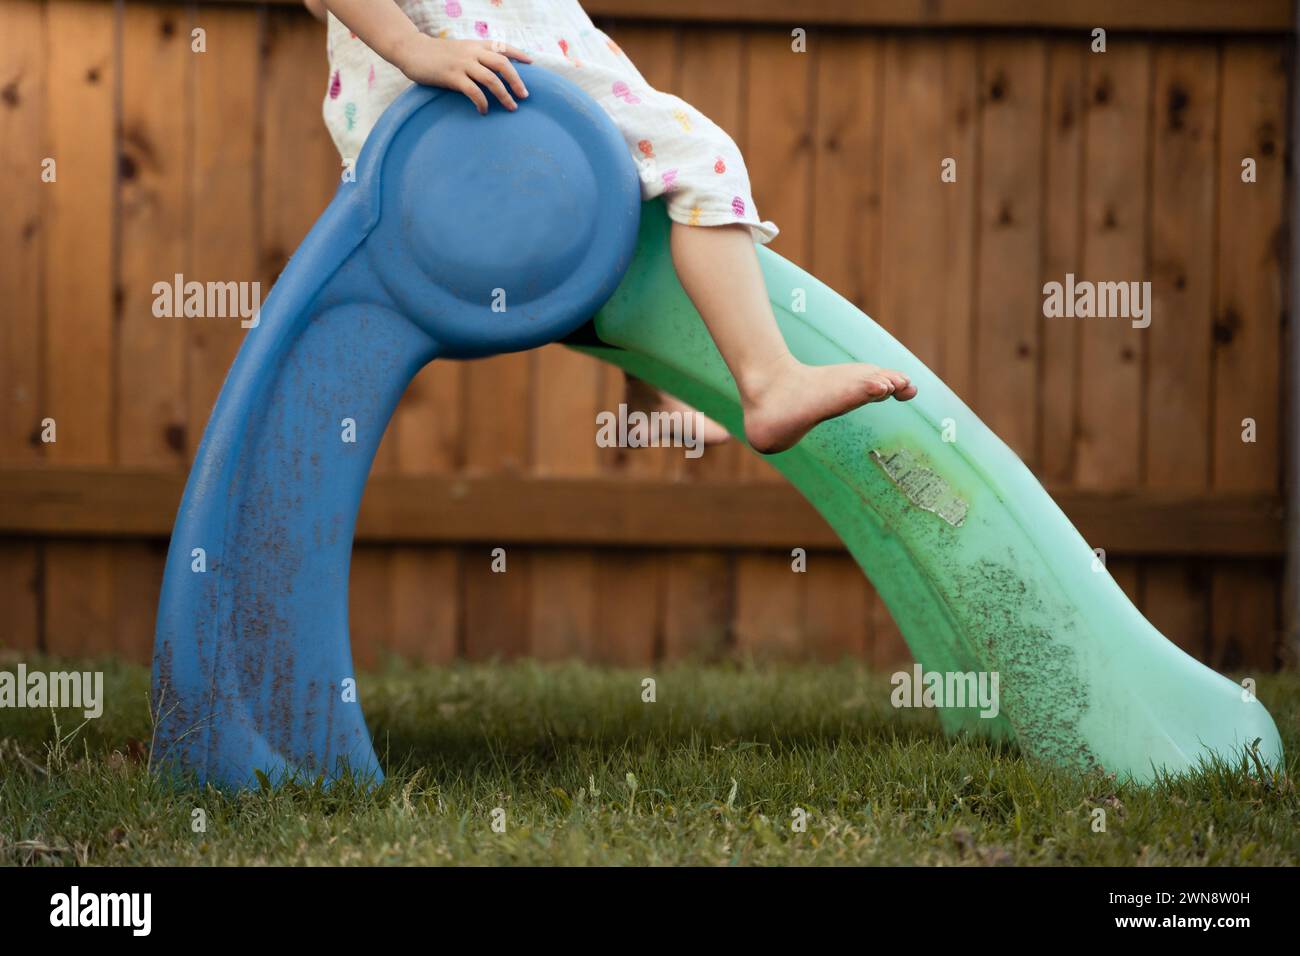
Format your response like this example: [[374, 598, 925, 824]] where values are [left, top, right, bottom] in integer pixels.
[[579, 204, 1284, 783], [152, 67, 640, 789]]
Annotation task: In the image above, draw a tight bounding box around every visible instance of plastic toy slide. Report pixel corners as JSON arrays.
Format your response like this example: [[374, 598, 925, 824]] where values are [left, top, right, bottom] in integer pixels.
[[152, 65, 1282, 789]]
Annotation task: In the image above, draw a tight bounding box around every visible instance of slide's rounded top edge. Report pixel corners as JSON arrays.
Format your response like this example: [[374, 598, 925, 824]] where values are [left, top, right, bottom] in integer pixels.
[[350, 66, 642, 356]]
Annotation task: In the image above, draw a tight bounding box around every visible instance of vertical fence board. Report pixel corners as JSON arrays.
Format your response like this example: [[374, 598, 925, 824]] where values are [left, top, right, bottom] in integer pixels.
[[44, 540, 114, 658], [529, 549, 598, 660], [529, 345, 601, 659], [189, 5, 260, 453], [349, 543, 393, 670], [1075, 42, 1150, 490], [0, 0, 48, 653], [387, 315, 463, 664], [803, 552, 870, 661], [115, 4, 191, 660], [811, 33, 883, 317], [593, 551, 660, 665], [1146, 43, 1217, 491], [460, 357, 533, 657], [0, 543, 42, 653], [259, 8, 336, 286], [0, 0, 47, 465], [1039, 39, 1086, 483], [1210, 41, 1287, 670], [1211, 563, 1280, 670], [110, 539, 165, 660], [45, 0, 116, 465], [385, 545, 459, 663], [938, 39, 981, 400], [387, 333, 463, 663], [462, 357, 530, 475], [870, 587, 910, 671], [744, 29, 814, 269], [734, 551, 804, 659], [462, 546, 531, 661], [1213, 42, 1285, 491], [662, 550, 732, 660], [1145, 560, 1211, 658], [973, 38, 1046, 464], [1142, 43, 1219, 653], [118, 3, 190, 468], [879, 36, 979, 392], [1073, 41, 1150, 643], [591, 372, 664, 662], [42, 0, 118, 656]]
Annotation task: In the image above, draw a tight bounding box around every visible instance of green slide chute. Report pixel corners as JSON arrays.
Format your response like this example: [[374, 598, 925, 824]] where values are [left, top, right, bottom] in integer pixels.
[[578, 202, 1284, 784]]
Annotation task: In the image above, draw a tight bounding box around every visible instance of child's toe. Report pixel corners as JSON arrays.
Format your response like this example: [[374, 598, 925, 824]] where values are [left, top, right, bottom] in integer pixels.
[[864, 377, 891, 399], [876, 367, 916, 401], [863, 374, 894, 398]]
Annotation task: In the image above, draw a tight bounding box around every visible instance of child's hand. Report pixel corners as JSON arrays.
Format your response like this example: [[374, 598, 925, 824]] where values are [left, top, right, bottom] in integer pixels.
[[393, 34, 531, 115]]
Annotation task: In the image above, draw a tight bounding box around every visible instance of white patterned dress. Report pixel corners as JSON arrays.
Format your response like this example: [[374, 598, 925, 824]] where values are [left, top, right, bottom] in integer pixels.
[[322, 0, 778, 243]]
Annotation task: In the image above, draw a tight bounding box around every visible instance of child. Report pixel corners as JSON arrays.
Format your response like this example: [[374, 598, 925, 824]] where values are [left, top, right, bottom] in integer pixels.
[[315, 0, 917, 453]]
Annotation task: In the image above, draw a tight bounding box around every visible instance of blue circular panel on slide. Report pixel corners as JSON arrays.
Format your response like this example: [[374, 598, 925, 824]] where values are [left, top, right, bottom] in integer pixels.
[[359, 64, 642, 358]]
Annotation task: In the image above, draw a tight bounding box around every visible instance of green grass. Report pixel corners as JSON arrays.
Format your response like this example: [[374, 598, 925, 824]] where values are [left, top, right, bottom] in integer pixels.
[[2, 655, 1298, 866]]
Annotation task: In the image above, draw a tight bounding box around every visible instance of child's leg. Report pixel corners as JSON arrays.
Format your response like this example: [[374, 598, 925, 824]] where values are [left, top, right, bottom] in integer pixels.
[[670, 222, 917, 454]]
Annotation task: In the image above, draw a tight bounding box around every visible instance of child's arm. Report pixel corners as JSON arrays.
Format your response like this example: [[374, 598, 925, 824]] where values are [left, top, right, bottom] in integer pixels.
[[322, 0, 531, 114]]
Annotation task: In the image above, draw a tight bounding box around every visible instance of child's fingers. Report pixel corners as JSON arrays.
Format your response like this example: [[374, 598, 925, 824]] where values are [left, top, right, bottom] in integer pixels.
[[457, 76, 490, 115], [468, 63, 517, 111], [480, 51, 529, 100]]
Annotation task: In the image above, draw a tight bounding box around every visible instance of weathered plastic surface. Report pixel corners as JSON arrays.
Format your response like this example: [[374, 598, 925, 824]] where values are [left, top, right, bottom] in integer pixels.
[[580, 203, 1285, 784], [151, 66, 641, 788], [153, 67, 1282, 791]]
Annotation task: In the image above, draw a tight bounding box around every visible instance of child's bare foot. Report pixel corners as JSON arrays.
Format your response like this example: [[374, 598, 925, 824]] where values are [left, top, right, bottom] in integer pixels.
[[741, 354, 917, 454], [623, 374, 731, 446], [658, 393, 731, 445]]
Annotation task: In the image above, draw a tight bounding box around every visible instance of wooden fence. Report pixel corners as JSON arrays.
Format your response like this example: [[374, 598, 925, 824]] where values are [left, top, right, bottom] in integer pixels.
[[0, 0, 1291, 670]]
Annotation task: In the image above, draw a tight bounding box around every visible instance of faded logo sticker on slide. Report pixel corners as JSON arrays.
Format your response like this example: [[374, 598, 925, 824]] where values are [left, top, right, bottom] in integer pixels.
[[870, 447, 968, 528]]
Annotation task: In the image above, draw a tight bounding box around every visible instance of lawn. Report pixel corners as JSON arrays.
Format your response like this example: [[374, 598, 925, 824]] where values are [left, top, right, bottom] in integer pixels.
[[2, 655, 1297, 866]]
